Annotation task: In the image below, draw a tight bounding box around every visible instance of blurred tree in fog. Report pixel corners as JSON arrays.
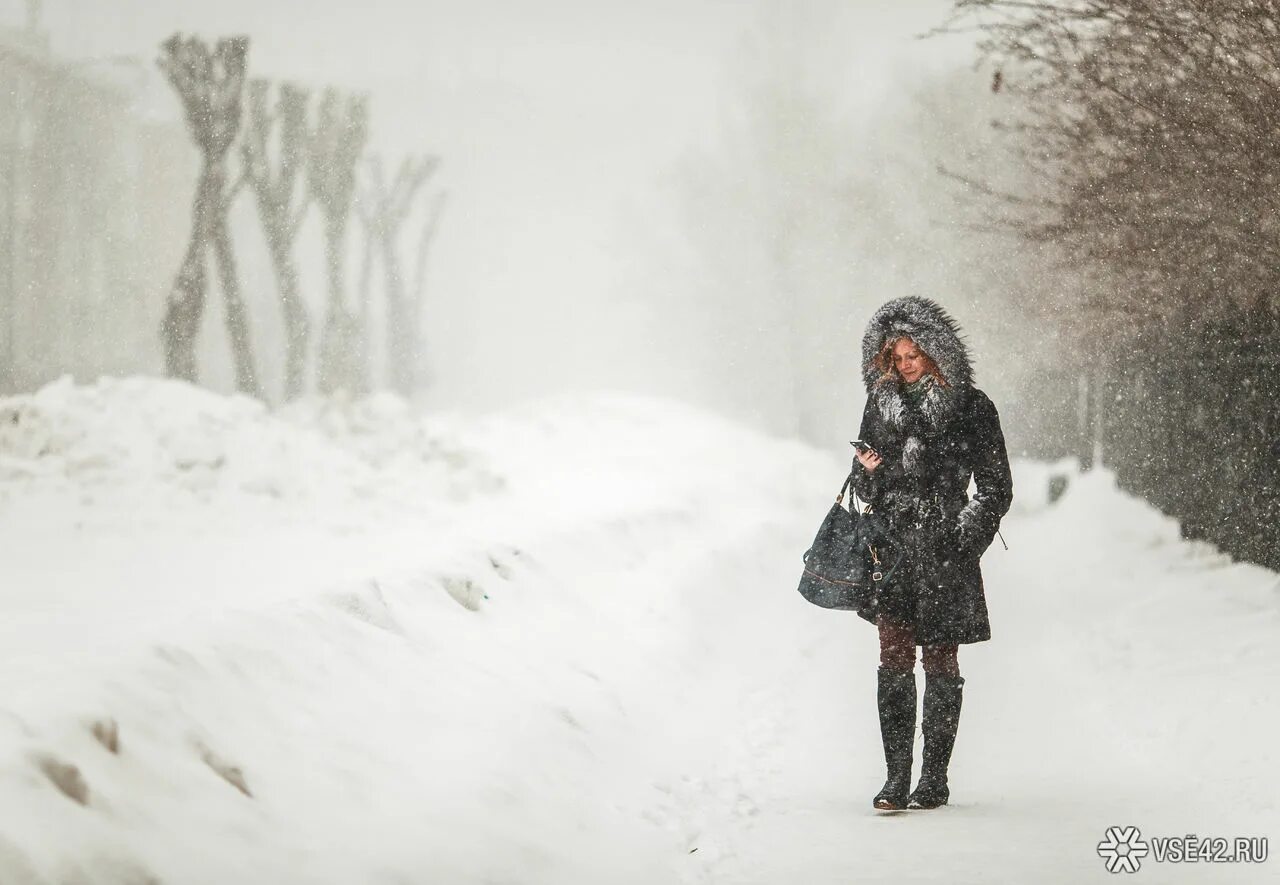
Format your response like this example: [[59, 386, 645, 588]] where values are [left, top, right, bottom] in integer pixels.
[[947, 0, 1280, 331], [243, 79, 312, 401], [358, 154, 440, 396], [408, 190, 447, 392], [157, 33, 262, 398], [308, 88, 368, 397]]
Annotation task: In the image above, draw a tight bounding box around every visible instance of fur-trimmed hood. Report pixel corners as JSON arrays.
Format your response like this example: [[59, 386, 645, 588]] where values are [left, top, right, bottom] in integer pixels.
[[861, 296, 973, 437]]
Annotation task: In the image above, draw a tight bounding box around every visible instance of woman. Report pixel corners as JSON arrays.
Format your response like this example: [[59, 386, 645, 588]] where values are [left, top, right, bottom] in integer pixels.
[[849, 296, 1013, 811]]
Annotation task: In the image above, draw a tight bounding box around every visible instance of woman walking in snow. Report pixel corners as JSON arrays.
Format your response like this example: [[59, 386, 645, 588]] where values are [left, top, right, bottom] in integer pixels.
[[849, 296, 1013, 811]]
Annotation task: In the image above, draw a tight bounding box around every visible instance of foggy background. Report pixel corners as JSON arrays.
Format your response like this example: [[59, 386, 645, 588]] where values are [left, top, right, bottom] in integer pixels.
[[2, 0, 1042, 445]]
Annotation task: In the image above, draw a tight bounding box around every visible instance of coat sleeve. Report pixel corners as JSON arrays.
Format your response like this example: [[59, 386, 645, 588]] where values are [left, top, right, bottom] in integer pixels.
[[956, 391, 1013, 558], [849, 397, 887, 506]]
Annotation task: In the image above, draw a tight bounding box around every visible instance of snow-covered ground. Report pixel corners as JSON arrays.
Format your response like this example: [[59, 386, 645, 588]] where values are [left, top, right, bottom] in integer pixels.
[[0, 377, 1275, 884]]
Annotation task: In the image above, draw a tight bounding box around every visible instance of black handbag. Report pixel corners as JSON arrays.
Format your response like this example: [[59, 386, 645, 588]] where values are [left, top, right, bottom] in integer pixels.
[[797, 469, 903, 616]]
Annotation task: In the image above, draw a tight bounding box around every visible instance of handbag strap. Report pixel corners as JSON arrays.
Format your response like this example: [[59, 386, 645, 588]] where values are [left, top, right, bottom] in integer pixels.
[[835, 470, 873, 514], [835, 472, 853, 505]]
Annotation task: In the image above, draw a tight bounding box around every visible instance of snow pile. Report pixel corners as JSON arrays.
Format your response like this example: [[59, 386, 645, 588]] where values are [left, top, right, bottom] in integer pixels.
[[0, 377, 837, 885], [279, 391, 492, 491], [0, 376, 502, 527]]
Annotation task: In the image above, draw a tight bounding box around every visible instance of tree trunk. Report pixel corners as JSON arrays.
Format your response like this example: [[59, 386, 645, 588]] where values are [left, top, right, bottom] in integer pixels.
[[356, 218, 375, 384], [161, 239, 207, 382], [318, 215, 362, 395], [210, 218, 262, 398], [265, 230, 309, 400], [379, 232, 414, 395], [243, 79, 312, 401], [308, 90, 368, 397], [408, 193, 445, 391], [161, 162, 218, 382], [158, 34, 255, 395]]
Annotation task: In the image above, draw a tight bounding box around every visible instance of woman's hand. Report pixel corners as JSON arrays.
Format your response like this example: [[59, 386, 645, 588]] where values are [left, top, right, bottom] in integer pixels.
[[856, 447, 883, 473]]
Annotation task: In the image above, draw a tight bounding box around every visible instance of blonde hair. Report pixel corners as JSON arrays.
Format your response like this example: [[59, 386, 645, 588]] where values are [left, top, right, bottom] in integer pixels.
[[870, 336, 949, 388]]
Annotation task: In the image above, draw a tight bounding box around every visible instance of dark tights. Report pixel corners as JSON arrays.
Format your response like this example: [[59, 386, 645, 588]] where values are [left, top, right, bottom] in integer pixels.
[[877, 616, 960, 676]]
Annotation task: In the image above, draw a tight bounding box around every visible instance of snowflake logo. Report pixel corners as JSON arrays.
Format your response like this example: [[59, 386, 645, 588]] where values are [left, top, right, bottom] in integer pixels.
[[1097, 826, 1150, 873]]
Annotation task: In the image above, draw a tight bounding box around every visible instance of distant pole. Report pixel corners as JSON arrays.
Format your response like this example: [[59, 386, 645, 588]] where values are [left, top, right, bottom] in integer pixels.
[[1, 92, 14, 389], [1077, 371, 1094, 472], [26, 1, 42, 34]]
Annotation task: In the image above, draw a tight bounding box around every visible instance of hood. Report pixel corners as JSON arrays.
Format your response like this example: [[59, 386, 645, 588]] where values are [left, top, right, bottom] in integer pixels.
[[860, 296, 973, 435]]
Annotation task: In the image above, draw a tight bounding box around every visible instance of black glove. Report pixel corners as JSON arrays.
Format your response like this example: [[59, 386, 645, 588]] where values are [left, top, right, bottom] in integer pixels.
[[952, 511, 989, 561]]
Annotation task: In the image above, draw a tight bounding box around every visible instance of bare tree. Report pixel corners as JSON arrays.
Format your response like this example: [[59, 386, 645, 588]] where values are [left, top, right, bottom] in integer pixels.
[[243, 79, 312, 400], [308, 88, 368, 396], [157, 33, 261, 397], [408, 191, 447, 389], [359, 154, 438, 395], [355, 191, 377, 385], [944, 1, 1280, 331]]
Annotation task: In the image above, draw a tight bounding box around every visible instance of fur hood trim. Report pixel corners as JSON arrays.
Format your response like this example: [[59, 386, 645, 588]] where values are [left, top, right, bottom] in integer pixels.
[[860, 296, 974, 436]]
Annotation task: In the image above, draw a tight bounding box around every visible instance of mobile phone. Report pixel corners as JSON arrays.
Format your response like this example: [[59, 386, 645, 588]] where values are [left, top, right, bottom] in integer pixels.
[[850, 440, 876, 455]]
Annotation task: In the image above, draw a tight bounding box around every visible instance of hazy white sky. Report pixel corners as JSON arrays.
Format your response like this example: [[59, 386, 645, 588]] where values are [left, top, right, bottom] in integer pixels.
[[11, 1, 975, 413]]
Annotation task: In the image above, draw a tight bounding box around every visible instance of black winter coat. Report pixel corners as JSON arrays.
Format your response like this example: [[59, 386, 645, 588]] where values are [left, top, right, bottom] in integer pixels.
[[849, 298, 1014, 645]]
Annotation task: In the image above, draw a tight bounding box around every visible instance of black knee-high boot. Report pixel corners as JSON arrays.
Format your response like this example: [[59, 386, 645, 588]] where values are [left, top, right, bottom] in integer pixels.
[[908, 673, 964, 809], [873, 666, 916, 810]]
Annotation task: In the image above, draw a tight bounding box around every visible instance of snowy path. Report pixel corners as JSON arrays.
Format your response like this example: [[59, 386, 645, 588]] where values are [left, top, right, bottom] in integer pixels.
[[670, 468, 1279, 884], [0, 381, 1276, 883]]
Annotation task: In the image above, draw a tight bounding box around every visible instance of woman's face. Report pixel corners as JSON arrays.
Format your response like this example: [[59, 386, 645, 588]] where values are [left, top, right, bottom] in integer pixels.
[[892, 338, 928, 383]]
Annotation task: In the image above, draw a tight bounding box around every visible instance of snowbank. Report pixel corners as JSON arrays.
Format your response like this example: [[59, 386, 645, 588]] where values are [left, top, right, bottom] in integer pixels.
[[0, 376, 831, 884], [0, 376, 502, 530]]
